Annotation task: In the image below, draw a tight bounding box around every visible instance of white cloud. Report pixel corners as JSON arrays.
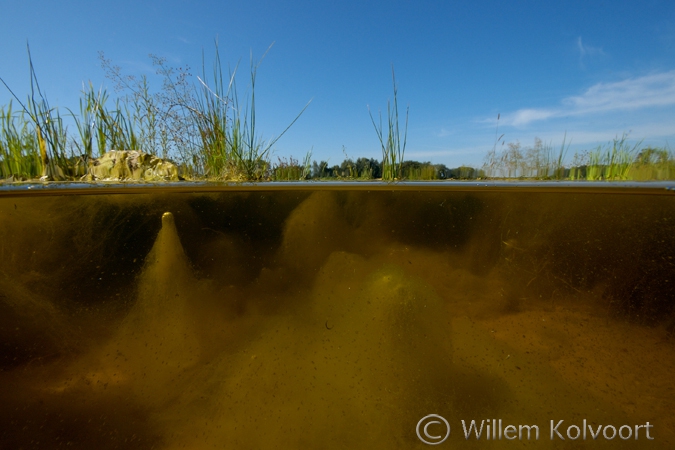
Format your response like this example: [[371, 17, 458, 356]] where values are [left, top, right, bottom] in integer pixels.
[[435, 128, 456, 138], [577, 37, 605, 58], [119, 59, 155, 74], [497, 70, 675, 127], [508, 109, 556, 126], [564, 71, 675, 113], [577, 37, 606, 69]]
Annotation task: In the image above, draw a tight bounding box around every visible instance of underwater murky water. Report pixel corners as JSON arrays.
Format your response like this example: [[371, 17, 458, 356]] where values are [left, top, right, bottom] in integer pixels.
[[1, 183, 674, 449]]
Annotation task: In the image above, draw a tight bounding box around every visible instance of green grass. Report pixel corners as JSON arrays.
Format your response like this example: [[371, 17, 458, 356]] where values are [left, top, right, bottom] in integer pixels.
[[567, 135, 675, 181], [1, 45, 69, 180], [482, 132, 674, 182], [406, 165, 436, 180], [1, 44, 674, 183], [369, 67, 408, 181], [188, 42, 311, 181], [570, 134, 641, 181], [272, 151, 312, 181], [0, 102, 41, 179], [629, 146, 675, 180], [482, 134, 569, 179], [1, 42, 312, 182]]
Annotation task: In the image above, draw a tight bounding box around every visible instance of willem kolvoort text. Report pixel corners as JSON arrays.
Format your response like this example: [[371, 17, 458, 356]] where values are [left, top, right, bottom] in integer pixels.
[[460, 419, 654, 441]]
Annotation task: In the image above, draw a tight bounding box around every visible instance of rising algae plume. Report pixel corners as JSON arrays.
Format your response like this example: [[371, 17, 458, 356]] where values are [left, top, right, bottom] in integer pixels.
[[0, 186, 674, 449], [91, 211, 204, 407]]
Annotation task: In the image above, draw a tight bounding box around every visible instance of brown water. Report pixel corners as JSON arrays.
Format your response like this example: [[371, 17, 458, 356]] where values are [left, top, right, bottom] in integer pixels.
[[1, 183, 674, 449]]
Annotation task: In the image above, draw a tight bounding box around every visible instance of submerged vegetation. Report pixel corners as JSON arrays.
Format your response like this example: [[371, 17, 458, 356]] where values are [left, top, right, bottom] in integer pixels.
[[1, 44, 674, 182]]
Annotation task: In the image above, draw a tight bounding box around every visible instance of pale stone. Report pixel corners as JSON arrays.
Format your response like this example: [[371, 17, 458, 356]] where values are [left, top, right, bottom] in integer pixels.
[[82, 150, 179, 181]]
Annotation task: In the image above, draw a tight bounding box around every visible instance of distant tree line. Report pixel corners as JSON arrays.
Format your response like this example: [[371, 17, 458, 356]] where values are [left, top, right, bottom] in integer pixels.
[[308, 158, 483, 180]]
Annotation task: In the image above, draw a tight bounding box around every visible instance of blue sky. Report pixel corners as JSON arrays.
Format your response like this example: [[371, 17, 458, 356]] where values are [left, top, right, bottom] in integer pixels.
[[1, 0, 674, 167]]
